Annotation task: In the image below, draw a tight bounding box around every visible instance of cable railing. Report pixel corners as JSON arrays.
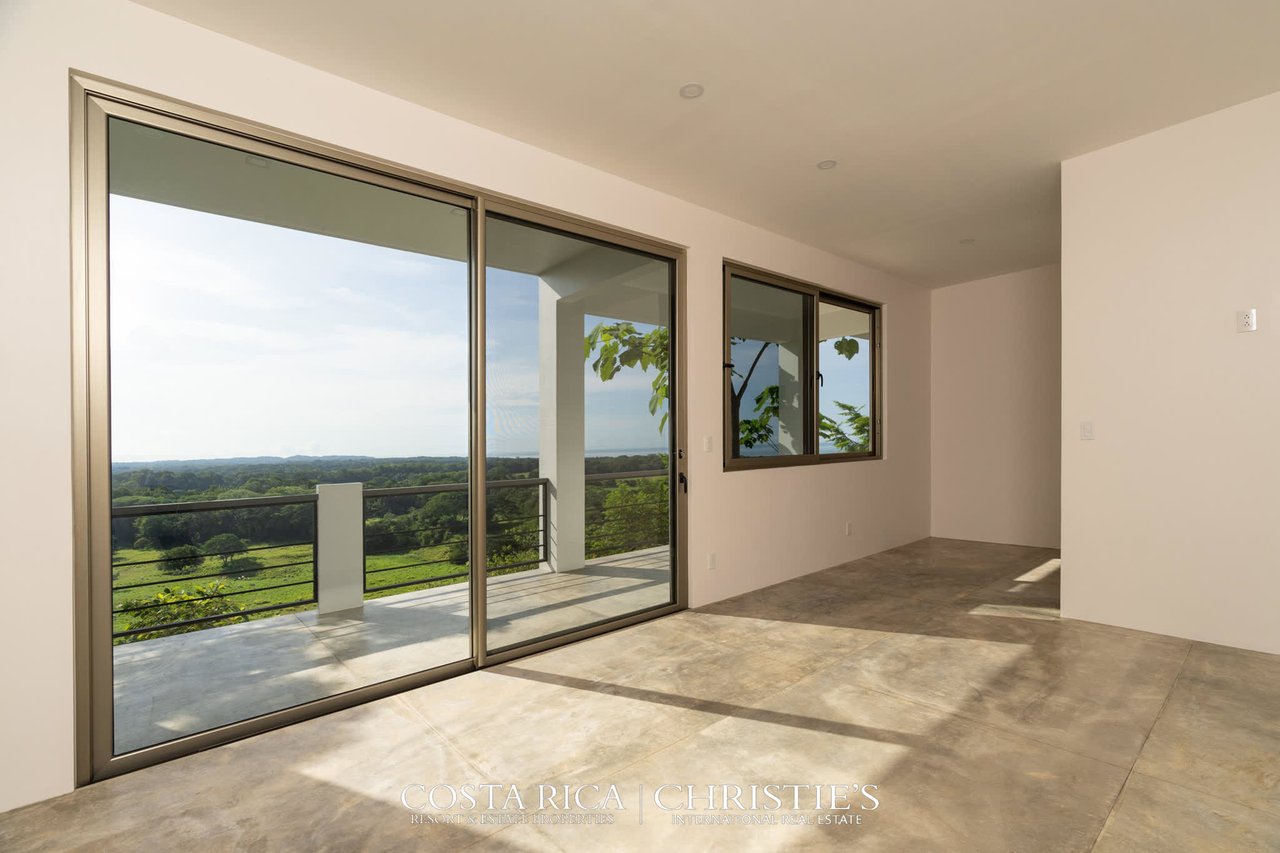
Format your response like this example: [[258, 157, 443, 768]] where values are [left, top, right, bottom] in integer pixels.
[[362, 478, 549, 595], [110, 493, 318, 643], [583, 469, 669, 559], [110, 470, 665, 641]]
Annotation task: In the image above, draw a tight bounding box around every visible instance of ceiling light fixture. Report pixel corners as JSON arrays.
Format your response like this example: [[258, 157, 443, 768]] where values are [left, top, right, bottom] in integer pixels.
[[816, 159, 837, 170], [679, 82, 705, 99]]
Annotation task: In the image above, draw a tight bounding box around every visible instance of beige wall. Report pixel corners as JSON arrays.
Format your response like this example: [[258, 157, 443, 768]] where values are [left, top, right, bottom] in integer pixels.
[[930, 265, 1062, 548], [1062, 91, 1280, 655], [0, 0, 931, 810]]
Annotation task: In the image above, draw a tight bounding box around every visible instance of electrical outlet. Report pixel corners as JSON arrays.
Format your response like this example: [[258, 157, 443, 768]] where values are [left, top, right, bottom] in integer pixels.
[[707, 553, 717, 571], [1080, 421, 1095, 441], [1237, 309, 1258, 333]]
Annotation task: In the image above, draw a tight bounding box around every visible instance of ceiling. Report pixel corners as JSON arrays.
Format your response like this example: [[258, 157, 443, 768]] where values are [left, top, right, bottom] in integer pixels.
[[135, 0, 1280, 286]]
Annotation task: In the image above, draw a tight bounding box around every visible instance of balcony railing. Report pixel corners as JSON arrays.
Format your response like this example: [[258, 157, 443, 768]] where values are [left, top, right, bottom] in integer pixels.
[[110, 494, 318, 643], [362, 478, 549, 596], [109, 470, 668, 641]]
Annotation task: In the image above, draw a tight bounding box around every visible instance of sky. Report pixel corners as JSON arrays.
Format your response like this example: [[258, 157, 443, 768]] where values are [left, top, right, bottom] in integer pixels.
[[109, 196, 666, 462], [109, 195, 866, 463]]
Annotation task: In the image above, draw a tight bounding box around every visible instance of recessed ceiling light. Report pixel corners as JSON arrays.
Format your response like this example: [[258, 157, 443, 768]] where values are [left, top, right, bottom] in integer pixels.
[[816, 159, 837, 170], [679, 82, 705, 99], [959, 237, 976, 244]]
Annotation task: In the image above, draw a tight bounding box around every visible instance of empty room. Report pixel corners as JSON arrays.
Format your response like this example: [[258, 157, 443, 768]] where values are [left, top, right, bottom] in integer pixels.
[[1, 1, 1278, 850]]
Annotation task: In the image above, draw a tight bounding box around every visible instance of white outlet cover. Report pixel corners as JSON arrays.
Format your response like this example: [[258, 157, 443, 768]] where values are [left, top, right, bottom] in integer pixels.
[[1236, 309, 1258, 333], [1080, 421, 1095, 441]]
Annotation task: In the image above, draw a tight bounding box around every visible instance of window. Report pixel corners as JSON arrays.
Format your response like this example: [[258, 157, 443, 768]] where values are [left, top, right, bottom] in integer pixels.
[[723, 263, 880, 468]]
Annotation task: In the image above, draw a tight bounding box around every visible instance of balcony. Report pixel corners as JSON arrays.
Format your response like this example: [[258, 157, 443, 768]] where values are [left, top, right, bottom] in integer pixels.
[[109, 473, 671, 754]]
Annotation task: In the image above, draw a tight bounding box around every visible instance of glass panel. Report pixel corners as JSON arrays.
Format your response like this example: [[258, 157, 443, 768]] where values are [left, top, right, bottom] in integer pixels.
[[484, 214, 675, 652], [727, 275, 808, 457], [818, 300, 875, 454], [106, 118, 471, 754]]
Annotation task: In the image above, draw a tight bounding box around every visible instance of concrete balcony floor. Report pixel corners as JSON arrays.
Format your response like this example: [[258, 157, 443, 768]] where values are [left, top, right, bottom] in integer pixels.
[[113, 546, 672, 754]]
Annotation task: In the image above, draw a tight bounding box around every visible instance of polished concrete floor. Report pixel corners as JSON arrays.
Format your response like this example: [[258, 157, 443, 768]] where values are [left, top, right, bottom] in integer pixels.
[[4, 538, 1278, 851], [114, 547, 673, 752]]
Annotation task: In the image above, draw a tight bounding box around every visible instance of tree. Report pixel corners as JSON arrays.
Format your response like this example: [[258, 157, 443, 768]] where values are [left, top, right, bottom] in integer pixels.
[[136, 514, 193, 550], [819, 400, 870, 452], [157, 545, 203, 576], [590, 477, 669, 558], [201, 533, 248, 566], [584, 320, 865, 451], [583, 322, 670, 431]]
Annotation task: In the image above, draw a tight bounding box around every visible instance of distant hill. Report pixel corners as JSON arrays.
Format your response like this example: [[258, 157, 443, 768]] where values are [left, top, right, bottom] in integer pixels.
[[111, 455, 464, 471]]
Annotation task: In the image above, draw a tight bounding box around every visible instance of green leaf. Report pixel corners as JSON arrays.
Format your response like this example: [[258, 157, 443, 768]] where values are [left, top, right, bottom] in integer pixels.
[[832, 337, 860, 359]]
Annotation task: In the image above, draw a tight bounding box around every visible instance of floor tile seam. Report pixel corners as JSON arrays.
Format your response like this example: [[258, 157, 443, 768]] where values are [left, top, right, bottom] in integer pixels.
[[387, 662, 732, 786], [795, 577, 995, 606], [836, 679, 1139, 773], [289, 615, 367, 680], [1133, 764, 1280, 821], [1088, 767, 1135, 851], [1124, 769, 1280, 821], [387, 692, 492, 779], [1126, 643, 1193, 773], [1089, 641, 1196, 848], [707, 569, 987, 612], [565, 715, 730, 786]]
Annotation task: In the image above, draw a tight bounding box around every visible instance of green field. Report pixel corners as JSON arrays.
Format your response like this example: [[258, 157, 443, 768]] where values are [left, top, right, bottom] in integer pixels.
[[110, 542, 490, 643], [108, 455, 666, 644]]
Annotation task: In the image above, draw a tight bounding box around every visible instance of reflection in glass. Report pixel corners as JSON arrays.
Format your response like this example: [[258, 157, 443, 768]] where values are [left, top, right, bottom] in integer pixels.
[[106, 119, 471, 753], [727, 275, 808, 457], [818, 300, 875, 454], [484, 214, 675, 652]]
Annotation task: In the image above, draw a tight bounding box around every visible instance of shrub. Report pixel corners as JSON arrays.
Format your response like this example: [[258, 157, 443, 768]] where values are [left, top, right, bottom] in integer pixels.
[[116, 582, 246, 643]]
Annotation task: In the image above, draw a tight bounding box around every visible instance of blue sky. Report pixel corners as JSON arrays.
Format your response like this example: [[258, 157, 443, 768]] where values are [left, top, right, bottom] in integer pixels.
[[109, 196, 668, 461], [110, 195, 866, 462]]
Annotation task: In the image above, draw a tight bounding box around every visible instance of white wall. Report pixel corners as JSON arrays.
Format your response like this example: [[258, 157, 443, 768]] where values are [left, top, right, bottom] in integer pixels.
[[0, 0, 931, 811], [1062, 91, 1280, 655], [931, 265, 1061, 548]]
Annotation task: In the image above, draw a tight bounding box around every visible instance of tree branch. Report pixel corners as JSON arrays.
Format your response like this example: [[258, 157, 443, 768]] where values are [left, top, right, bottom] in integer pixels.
[[732, 340, 774, 406]]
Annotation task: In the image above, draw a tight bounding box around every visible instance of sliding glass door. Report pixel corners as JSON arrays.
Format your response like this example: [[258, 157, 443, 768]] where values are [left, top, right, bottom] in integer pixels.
[[100, 115, 475, 756], [77, 82, 683, 782], [482, 214, 677, 654]]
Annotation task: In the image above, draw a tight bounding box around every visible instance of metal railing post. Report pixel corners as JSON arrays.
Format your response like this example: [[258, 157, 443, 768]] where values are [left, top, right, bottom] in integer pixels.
[[540, 479, 550, 565]]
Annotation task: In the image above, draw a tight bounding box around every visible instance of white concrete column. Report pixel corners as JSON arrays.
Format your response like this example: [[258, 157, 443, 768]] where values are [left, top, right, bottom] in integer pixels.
[[539, 282, 586, 572], [776, 340, 805, 454], [316, 482, 365, 614]]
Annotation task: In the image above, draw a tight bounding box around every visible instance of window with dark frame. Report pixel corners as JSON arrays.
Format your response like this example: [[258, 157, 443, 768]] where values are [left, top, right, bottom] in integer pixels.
[[723, 263, 880, 469]]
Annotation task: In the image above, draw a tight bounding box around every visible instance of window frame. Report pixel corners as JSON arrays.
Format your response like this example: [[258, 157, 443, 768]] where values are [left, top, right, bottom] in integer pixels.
[[722, 261, 882, 471]]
